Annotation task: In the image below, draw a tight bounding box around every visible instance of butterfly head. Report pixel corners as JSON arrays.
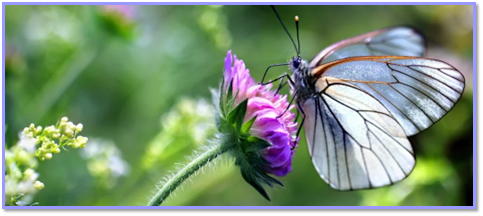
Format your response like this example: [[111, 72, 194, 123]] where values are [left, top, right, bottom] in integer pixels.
[[271, 6, 302, 64], [290, 56, 302, 70]]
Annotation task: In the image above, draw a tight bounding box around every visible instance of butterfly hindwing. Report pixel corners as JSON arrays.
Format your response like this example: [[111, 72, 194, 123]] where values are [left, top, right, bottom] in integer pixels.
[[303, 80, 415, 190]]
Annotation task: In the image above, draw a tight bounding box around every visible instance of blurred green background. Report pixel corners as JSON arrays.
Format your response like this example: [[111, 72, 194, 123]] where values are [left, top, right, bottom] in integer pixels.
[[4, 5, 473, 206]]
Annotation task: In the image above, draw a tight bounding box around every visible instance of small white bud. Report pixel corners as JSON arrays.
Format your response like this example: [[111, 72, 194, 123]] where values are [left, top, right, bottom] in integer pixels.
[[66, 122, 75, 129], [65, 128, 73, 137], [61, 117, 68, 123], [75, 123, 83, 132], [45, 153, 53, 160], [24, 168, 35, 177], [34, 181, 45, 190], [52, 133, 60, 139]]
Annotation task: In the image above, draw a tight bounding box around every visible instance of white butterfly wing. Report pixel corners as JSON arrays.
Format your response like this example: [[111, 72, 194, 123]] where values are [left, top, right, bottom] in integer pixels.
[[303, 80, 415, 190], [309, 26, 426, 68], [311, 56, 465, 136], [303, 56, 464, 190]]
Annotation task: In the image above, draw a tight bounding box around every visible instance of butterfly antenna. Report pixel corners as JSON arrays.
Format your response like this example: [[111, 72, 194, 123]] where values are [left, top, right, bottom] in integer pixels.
[[271, 5, 298, 54], [295, 16, 300, 55]]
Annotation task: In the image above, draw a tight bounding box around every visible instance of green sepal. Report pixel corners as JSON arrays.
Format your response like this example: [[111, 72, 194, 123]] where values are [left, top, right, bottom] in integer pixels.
[[232, 135, 283, 201], [225, 79, 234, 107], [236, 155, 283, 201], [224, 96, 237, 116], [226, 98, 248, 135], [241, 115, 257, 135], [257, 171, 283, 187], [219, 77, 226, 115], [227, 79, 233, 99], [240, 168, 271, 201], [242, 136, 271, 153]]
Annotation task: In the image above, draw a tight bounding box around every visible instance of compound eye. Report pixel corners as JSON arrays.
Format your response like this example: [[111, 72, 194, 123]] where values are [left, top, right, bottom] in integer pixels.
[[292, 59, 300, 68]]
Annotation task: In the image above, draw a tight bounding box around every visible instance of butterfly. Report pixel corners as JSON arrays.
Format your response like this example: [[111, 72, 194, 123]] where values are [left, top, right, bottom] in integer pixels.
[[262, 6, 465, 190]]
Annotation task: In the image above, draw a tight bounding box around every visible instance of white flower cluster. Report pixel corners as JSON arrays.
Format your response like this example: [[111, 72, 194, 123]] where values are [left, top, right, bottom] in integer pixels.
[[5, 117, 88, 206], [22, 117, 88, 161], [5, 135, 44, 206], [81, 138, 130, 189]]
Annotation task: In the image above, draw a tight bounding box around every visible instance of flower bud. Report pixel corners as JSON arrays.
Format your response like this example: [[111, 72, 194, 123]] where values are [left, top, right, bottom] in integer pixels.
[[52, 133, 60, 139], [45, 153, 53, 160], [76, 136, 88, 148], [24, 168, 35, 178], [34, 181, 45, 190], [76, 123, 83, 132], [65, 128, 74, 137], [61, 117, 68, 123], [35, 126, 42, 133]]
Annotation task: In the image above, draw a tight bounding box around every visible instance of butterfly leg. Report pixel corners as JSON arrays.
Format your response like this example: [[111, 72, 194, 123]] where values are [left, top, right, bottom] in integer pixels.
[[260, 72, 290, 85], [264, 73, 286, 95], [295, 109, 300, 123], [274, 76, 288, 96], [271, 73, 296, 115], [291, 102, 305, 150], [277, 94, 296, 118], [259, 63, 290, 85], [261, 72, 296, 91]]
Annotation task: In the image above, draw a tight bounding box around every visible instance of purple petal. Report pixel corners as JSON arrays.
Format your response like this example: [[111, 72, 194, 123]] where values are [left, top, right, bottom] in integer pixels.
[[265, 159, 292, 177], [263, 143, 291, 167]]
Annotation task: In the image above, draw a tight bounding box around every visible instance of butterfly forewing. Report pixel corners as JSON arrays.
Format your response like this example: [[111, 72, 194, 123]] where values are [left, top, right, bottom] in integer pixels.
[[303, 80, 415, 190], [309, 26, 426, 68], [311, 56, 465, 136]]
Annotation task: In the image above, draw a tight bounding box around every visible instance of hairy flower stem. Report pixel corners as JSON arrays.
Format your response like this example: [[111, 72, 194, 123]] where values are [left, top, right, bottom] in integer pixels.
[[148, 141, 233, 206]]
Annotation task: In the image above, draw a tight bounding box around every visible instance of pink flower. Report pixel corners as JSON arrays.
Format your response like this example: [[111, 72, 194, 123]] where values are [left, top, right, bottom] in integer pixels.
[[102, 5, 135, 20], [223, 51, 298, 176], [223, 50, 256, 105], [97, 5, 137, 40]]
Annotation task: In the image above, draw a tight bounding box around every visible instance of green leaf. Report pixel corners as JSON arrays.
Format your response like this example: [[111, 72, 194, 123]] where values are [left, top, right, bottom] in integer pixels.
[[227, 99, 248, 135], [226, 79, 234, 102], [222, 81, 238, 117], [260, 172, 284, 187], [233, 140, 283, 201], [240, 168, 270, 201], [243, 136, 271, 153], [219, 77, 226, 115], [224, 96, 236, 115], [241, 115, 257, 134]]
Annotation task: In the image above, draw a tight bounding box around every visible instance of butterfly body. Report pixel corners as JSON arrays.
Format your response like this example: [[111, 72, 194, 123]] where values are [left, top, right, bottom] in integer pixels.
[[290, 57, 317, 103]]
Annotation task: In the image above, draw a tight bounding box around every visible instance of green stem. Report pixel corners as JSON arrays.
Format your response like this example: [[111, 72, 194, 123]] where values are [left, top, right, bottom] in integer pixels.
[[147, 142, 233, 206]]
